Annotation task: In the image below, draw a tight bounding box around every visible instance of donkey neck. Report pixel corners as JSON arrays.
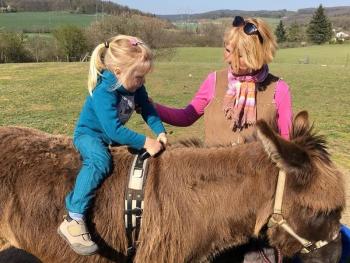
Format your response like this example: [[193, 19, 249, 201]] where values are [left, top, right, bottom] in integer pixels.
[[147, 143, 279, 256]]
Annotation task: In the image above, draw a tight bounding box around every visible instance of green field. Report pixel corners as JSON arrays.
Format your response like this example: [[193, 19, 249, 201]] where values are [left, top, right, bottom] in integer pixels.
[[0, 11, 102, 31], [0, 45, 349, 171], [174, 17, 280, 30], [0, 12, 280, 32]]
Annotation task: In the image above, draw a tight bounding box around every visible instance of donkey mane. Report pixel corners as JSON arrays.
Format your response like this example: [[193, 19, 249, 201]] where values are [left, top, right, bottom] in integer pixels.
[[172, 137, 205, 148], [291, 124, 330, 164]]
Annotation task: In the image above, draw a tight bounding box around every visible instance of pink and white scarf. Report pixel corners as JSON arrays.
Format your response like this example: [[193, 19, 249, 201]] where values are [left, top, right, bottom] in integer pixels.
[[223, 65, 269, 130]]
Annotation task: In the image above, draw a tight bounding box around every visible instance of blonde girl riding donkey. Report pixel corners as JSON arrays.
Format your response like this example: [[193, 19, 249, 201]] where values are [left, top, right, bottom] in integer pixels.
[[58, 35, 167, 256]]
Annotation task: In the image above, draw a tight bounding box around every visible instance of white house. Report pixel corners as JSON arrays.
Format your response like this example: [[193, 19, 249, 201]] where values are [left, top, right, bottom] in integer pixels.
[[336, 31, 349, 39]]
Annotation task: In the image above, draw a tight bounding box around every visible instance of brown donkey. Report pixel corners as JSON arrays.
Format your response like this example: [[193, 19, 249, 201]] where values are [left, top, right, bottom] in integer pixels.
[[0, 111, 344, 263]]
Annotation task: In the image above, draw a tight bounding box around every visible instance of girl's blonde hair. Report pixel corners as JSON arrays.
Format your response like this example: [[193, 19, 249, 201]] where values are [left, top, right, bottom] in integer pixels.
[[87, 35, 153, 95], [224, 17, 277, 73]]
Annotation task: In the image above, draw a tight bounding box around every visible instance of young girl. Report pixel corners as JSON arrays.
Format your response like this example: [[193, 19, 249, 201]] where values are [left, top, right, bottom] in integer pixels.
[[154, 17, 292, 261], [58, 35, 167, 256]]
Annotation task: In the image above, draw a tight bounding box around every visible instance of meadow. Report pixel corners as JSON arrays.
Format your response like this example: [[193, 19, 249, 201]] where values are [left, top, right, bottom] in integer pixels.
[[0, 11, 100, 31], [0, 44, 349, 172], [0, 12, 281, 32]]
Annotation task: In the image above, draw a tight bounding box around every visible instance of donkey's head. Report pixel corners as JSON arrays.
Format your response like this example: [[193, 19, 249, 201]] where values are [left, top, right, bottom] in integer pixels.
[[256, 111, 345, 262]]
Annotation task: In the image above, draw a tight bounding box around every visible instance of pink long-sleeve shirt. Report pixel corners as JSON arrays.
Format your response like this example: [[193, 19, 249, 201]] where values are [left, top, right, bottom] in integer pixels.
[[156, 72, 292, 139]]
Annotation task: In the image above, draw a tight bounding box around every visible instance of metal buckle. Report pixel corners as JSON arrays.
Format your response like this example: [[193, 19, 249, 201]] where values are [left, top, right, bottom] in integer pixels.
[[124, 207, 143, 216]]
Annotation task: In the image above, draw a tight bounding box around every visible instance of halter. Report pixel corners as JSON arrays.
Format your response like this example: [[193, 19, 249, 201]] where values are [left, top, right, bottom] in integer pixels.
[[267, 170, 339, 254]]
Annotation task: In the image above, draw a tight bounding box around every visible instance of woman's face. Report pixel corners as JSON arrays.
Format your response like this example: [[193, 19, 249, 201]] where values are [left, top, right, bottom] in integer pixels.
[[223, 43, 232, 63], [224, 44, 250, 75]]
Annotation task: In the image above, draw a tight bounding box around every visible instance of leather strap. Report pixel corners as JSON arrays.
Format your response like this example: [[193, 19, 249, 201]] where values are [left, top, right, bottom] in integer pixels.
[[268, 169, 339, 254], [124, 151, 149, 257]]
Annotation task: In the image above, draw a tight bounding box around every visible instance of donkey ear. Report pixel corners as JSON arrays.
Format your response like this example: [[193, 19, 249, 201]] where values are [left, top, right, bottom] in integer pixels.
[[256, 120, 313, 186], [292, 111, 311, 138]]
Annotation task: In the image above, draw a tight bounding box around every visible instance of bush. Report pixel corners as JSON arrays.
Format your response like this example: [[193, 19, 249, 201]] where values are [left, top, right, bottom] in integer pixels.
[[25, 35, 61, 62], [86, 14, 175, 49], [0, 31, 32, 63], [53, 25, 89, 61]]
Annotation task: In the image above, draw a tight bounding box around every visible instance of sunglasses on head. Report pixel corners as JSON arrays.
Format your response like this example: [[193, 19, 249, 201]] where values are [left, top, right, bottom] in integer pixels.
[[232, 16, 263, 44]]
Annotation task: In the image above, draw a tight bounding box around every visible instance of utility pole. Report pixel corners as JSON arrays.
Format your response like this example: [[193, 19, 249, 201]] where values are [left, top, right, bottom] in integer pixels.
[[102, 0, 104, 20], [95, 0, 98, 22]]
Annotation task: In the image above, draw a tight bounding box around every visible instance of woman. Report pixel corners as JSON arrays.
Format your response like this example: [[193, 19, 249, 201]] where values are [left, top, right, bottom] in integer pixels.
[[155, 16, 292, 262], [156, 16, 292, 147]]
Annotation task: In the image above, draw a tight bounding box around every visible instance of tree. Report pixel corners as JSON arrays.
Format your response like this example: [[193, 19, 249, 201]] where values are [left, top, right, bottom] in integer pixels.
[[53, 25, 88, 61], [307, 4, 332, 44], [287, 22, 305, 42], [0, 30, 31, 63], [275, 20, 287, 43], [25, 35, 60, 62]]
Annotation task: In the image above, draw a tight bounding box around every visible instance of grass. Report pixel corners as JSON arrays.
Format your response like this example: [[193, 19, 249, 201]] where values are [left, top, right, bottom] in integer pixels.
[[0, 11, 102, 31], [0, 44, 349, 172], [173, 17, 280, 30]]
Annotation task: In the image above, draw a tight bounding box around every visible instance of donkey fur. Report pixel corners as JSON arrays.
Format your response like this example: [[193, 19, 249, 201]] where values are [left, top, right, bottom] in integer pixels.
[[0, 111, 344, 263]]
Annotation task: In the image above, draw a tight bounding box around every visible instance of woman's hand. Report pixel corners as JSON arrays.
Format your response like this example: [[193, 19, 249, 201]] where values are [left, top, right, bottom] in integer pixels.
[[157, 132, 167, 147], [144, 137, 164, 156]]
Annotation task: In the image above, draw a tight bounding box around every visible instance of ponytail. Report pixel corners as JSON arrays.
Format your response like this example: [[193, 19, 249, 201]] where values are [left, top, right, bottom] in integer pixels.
[[87, 43, 107, 95]]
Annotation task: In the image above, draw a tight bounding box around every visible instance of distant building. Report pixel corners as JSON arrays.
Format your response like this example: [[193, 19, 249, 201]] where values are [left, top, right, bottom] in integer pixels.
[[0, 5, 16, 13], [336, 31, 349, 39]]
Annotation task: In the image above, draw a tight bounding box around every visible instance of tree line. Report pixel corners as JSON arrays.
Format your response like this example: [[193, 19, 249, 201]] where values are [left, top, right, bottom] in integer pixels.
[[274, 5, 343, 45], [0, 5, 345, 63], [1, 0, 151, 15], [0, 13, 227, 63]]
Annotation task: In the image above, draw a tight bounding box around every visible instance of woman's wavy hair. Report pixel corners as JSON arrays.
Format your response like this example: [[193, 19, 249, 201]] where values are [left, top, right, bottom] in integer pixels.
[[224, 17, 277, 73]]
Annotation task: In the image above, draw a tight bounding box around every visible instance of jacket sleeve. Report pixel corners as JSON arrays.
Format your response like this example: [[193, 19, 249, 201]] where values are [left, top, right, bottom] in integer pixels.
[[155, 72, 216, 126], [275, 80, 293, 140], [136, 86, 166, 135], [91, 85, 146, 149]]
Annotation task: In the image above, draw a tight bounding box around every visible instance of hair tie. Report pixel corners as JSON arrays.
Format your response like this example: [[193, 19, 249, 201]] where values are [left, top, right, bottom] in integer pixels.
[[130, 38, 143, 46], [104, 41, 109, 48]]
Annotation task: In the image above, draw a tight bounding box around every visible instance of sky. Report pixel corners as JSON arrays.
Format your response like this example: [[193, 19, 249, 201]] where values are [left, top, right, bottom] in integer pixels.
[[112, 0, 350, 15]]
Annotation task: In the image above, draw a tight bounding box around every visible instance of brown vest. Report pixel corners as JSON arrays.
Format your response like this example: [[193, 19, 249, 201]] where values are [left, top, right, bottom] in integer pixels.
[[204, 69, 278, 146]]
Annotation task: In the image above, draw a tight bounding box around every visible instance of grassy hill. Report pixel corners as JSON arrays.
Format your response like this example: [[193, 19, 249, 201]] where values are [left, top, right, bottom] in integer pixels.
[[158, 9, 292, 21], [284, 6, 350, 30], [0, 44, 349, 170], [174, 17, 280, 31], [160, 6, 350, 31], [0, 11, 105, 32]]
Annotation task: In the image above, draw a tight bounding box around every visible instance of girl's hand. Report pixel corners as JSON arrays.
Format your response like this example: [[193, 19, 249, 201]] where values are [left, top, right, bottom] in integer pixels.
[[147, 97, 155, 106], [157, 133, 167, 147], [144, 137, 164, 156]]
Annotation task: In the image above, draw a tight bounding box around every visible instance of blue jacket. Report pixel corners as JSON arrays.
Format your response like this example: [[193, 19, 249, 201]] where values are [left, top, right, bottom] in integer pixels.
[[74, 70, 165, 149]]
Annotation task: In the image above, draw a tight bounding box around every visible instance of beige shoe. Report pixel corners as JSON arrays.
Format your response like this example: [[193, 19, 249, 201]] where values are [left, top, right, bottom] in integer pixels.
[[58, 215, 98, 256]]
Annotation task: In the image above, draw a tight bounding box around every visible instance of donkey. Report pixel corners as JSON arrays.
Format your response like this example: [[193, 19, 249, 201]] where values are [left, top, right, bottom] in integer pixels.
[[0, 111, 344, 263]]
